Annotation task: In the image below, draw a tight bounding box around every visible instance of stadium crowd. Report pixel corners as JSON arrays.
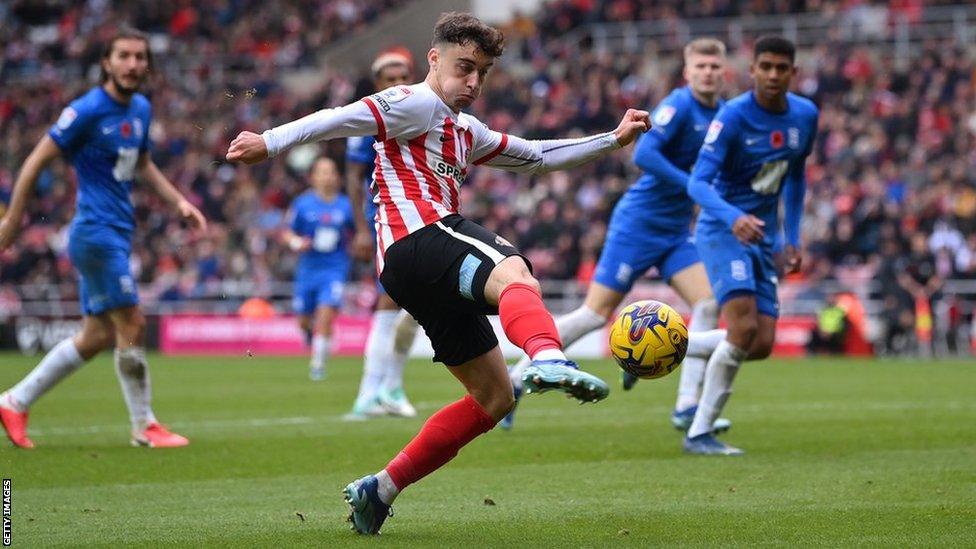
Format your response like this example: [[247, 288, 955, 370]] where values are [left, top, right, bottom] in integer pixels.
[[1, 1, 975, 353]]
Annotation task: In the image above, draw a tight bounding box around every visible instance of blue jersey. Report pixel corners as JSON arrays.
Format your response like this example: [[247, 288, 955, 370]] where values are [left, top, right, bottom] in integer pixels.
[[48, 87, 152, 235], [346, 135, 377, 219], [626, 86, 722, 229], [287, 191, 355, 277], [689, 91, 819, 247]]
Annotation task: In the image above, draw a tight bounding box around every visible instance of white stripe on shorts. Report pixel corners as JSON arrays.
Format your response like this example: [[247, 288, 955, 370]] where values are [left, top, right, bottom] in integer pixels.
[[434, 221, 506, 264]]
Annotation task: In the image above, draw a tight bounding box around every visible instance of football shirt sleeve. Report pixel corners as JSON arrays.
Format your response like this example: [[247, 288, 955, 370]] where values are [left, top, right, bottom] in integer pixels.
[[782, 114, 818, 248], [687, 106, 745, 228], [48, 100, 92, 157], [632, 95, 690, 190], [467, 117, 619, 174], [360, 86, 436, 142], [262, 101, 379, 158]]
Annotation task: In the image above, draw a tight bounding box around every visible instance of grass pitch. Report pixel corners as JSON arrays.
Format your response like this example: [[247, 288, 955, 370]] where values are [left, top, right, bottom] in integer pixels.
[[1, 352, 974, 547]]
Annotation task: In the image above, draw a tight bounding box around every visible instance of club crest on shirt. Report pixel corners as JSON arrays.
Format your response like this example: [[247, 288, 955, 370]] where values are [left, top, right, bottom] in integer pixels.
[[788, 127, 800, 149], [56, 107, 78, 130], [653, 105, 676, 126]]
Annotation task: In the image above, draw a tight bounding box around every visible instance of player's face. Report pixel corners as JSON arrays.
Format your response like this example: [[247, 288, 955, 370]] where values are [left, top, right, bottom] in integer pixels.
[[684, 53, 725, 96], [310, 158, 339, 195], [103, 38, 150, 95], [427, 43, 494, 110], [374, 63, 411, 91], [750, 52, 796, 102]]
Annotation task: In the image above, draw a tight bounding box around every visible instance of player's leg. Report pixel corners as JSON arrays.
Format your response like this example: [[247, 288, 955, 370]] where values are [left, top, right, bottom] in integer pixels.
[[346, 290, 399, 420], [309, 278, 343, 381], [378, 304, 419, 417], [663, 237, 730, 433], [508, 282, 622, 387], [0, 315, 114, 449], [309, 305, 338, 381], [683, 226, 758, 455], [683, 294, 754, 456], [109, 305, 188, 448], [501, 281, 621, 429], [485, 255, 608, 402]]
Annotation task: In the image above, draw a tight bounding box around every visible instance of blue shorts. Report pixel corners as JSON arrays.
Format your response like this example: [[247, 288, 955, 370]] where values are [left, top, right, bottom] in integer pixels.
[[696, 220, 779, 318], [594, 227, 700, 293], [293, 272, 345, 316], [68, 225, 139, 316]]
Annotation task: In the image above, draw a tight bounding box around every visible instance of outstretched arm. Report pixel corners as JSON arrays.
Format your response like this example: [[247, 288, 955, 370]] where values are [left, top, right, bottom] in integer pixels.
[[632, 133, 690, 190], [0, 136, 62, 249], [137, 152, 207, 231], [227, 101, 379, 165], [474, 109, 649, 175]]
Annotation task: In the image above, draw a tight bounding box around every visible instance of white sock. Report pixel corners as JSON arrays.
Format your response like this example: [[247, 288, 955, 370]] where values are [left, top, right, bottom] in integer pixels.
[[310, 334, 331, 369], [687, 340, 747, 438], [115, 347, 155, 432], [382, 310, 418, 392], [510, 305, 606, 386], [531, 348, 567, 361], [355, 310, 398, 406], [8, 338, 84, 409], [686, 329, 727, 359], [676, 298, 719, 411], [375, 469, 399, 505], [392, 309, 418, 356]]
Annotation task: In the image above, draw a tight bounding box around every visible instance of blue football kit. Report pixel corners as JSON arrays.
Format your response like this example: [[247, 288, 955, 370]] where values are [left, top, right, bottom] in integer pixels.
[[594, 86, 722, 292], [287, 191, 355, 315], [48, 87, 151, 315], [688, 91, 819, 318]]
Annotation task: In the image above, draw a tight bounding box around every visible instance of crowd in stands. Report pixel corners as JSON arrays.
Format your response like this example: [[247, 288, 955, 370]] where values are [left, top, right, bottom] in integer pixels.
[[1, 1, 975, 354]]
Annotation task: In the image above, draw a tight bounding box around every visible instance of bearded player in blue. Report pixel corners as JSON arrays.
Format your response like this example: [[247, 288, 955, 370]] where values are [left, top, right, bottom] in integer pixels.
[[343, 50, 420, 419], [505, 38, 731, 431], [685, 36, 819, 455], [284, 156, 355, 381], [0, 29, 206, 449]]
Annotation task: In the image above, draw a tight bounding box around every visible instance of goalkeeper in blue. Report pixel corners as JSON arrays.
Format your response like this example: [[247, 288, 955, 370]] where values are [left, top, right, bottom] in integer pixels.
[[685, 36, 818, 455], [506, 38, 730, 432]]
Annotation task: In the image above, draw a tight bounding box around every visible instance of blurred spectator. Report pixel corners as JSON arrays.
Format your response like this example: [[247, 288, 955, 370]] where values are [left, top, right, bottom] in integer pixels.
[[807, 293, 849, 355]]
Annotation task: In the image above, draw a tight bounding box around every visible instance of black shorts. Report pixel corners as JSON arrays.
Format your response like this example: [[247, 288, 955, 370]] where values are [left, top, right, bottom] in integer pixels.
[[380, 214, 527, 366]]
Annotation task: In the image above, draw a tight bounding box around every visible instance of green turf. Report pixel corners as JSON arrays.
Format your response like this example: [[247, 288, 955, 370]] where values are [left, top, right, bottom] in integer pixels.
[[1, 352, 974, 547]]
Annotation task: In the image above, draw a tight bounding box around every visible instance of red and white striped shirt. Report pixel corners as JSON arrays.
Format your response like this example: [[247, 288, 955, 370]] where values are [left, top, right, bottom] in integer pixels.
[[262, 82, 620, 272]]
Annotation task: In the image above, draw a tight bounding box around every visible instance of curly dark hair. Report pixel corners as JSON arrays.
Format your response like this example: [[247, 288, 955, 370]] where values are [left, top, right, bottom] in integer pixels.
[[432, 12, 505, 58]]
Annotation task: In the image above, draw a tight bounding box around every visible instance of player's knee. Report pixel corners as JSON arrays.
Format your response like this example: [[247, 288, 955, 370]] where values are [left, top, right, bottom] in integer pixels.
[[750, 331, 776, 360], [117, 315, 146, 346], [728, 317, 758, 348], [470, 385, 516, 422]]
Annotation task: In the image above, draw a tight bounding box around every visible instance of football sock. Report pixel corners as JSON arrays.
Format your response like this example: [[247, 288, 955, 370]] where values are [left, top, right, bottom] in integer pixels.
[[355, 310, 398, 407], [686, 329, 727, 359], [688, 340, 747, 438], [676, 298, 720, 411], [381, 395, 496, 500], [375, 469, 399, 505], [310, 334, 331, 370], [382, 310, 418, 392], [114, 347, 155, 432], [499, 282, 563, 360], [509, 304, 605, 386], [8, 338, 84, 409]]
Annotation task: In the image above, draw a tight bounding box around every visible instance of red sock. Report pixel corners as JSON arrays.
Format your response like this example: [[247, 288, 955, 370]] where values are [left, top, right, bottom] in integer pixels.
[[498, 282, 561, 357], [385, 395, 496, 491]]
